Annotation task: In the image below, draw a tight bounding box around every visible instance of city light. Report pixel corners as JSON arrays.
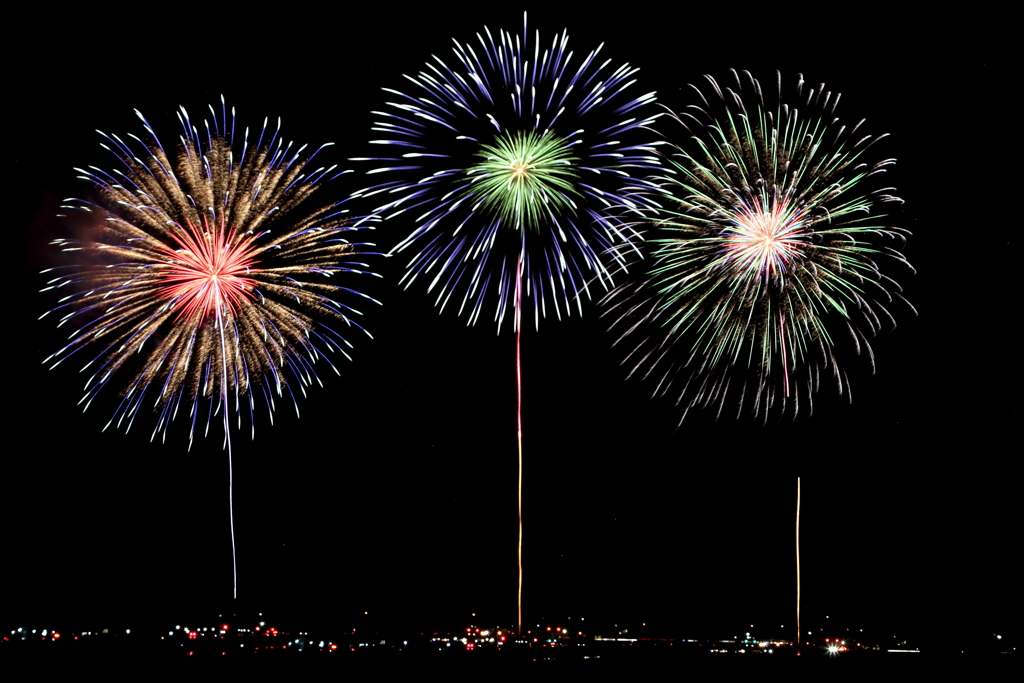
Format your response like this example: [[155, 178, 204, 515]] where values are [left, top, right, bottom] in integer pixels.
[[3, 612, 1010, 660]]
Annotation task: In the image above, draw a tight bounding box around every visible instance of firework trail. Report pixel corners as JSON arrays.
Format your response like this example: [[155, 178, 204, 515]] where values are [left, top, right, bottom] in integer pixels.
[[42, 100, 379, 596], [603, 70, 915, 423], [355, 14, 662, 631]]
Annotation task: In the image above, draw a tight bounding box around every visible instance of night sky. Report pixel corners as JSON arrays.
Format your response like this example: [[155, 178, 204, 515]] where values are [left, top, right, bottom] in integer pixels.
[[9, 6, 1014, 644]]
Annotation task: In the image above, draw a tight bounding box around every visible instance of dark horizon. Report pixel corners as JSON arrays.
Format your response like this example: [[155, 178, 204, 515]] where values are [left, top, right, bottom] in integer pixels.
[[9, 5, 1014, 650]]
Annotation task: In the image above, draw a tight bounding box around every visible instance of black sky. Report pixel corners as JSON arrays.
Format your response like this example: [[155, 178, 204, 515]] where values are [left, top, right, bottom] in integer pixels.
[[8, 5, 1014, 643]]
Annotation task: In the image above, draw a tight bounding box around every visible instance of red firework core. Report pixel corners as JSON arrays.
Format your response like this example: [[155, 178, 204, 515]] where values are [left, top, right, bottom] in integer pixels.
[[157, 218, 258, 320]]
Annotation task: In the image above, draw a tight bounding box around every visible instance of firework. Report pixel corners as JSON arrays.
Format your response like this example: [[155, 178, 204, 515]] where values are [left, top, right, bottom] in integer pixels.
[[603, 70, 915, 422], [42, 100, 378, 595], [354, 12, 662, 330], [355, 14, 661, 632]]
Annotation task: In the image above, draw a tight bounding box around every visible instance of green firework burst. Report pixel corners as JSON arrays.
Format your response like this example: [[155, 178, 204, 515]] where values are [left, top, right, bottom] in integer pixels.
[[467, 130, 580, 232], [603, 71, 914, 421]]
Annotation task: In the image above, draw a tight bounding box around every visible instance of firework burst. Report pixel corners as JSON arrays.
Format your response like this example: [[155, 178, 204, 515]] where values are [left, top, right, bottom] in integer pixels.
[[44, 101, 378, 442], [42, 101, 378, 595], [603, 70, 915, 422], [354, 13, 662, 330]]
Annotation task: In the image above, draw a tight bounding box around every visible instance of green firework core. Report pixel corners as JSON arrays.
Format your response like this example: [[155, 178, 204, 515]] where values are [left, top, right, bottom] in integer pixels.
[[468, 130, 579, 232]]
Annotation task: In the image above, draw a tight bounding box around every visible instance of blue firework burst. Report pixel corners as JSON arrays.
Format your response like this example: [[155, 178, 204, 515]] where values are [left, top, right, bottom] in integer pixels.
[[354, 13, 662, 330]]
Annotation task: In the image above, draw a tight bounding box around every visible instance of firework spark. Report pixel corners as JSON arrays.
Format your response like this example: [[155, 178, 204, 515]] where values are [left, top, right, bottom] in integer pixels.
[[42, 100, 379, 595], [603, 70, 915, 422], [354, 12, 662, 330]]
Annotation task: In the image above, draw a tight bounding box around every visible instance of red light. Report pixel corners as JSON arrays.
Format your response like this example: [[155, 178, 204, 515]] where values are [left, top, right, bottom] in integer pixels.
[[189, 631, 198, 639], [546, 627, 551, 631], [330, 644, 337, 650], [500, 636, 506, 641], [222, 624, 229, 631]]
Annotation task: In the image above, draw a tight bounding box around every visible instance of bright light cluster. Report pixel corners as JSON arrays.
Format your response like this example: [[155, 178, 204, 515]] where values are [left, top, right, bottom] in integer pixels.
[[468, 130, 579, 232], [155, 217, 258, 321], [720, 197, 809, 281]]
